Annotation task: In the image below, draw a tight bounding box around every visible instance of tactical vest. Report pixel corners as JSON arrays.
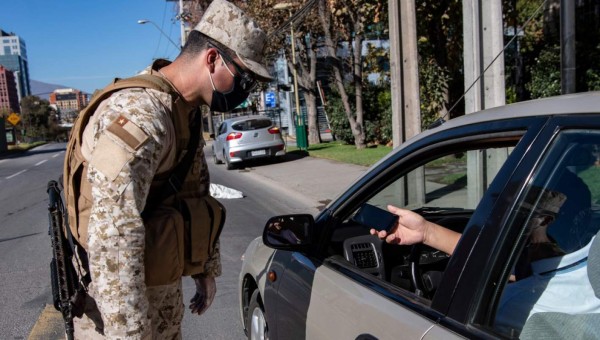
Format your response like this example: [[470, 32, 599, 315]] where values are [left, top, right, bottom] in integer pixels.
[[63, 74, 225, 286]]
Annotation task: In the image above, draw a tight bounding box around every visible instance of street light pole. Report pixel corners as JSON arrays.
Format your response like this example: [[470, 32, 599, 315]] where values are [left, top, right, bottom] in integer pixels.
[[137, 19, 181, 50]]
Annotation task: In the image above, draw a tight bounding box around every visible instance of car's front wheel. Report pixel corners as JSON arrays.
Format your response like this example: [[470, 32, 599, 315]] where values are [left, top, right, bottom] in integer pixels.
[[247, 290, 268, 340]]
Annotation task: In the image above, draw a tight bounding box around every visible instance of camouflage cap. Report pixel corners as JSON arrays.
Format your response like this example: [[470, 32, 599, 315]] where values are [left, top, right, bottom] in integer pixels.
[[194, 0, 273, 81]]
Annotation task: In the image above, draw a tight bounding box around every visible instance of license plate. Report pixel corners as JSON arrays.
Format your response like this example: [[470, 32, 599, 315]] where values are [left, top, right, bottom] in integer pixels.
[[251, 149, 266, 156]]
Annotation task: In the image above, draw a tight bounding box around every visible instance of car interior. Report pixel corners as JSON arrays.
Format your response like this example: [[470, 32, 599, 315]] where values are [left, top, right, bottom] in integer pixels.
[[331, 206, 471, 299], [324, 148, 486, 300]]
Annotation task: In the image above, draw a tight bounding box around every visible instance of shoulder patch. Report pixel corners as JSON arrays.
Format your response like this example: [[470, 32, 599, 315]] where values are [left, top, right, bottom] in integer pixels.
[[107, 115, 149, 150]]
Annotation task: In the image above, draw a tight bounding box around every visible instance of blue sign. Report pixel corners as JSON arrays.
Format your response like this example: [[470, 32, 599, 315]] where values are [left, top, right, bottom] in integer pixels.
[[265, 92, 276, 108]]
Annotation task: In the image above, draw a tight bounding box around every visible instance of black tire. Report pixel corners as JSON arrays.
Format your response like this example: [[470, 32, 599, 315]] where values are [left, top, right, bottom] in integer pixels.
[[213, 147, 222, 164], [246, 290, 268, 340]]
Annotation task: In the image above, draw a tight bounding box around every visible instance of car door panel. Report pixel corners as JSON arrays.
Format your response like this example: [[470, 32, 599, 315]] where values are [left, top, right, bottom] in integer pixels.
[[268, 251, 318, 339], [422, 325, 465, 340], [305, 263, 439, 340]]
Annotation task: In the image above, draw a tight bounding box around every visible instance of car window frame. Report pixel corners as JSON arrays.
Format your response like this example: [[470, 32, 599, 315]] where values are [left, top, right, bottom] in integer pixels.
[[447, 114, 600, 336], [311, 116, 549, 328]]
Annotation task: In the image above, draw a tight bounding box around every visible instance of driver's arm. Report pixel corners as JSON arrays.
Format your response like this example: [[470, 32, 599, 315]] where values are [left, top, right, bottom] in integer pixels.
[[370, 205, 461, 255]]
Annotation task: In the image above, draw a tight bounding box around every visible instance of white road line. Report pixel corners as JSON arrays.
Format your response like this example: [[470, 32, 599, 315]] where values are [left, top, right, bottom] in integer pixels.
[[52, 152, 62, 158], [6, 169, 27, 179], [35, 160, 48, 166]]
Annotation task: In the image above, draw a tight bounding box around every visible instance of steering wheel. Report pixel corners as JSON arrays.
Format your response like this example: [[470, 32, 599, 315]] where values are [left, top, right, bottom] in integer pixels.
[[408, 244, 427, 297]]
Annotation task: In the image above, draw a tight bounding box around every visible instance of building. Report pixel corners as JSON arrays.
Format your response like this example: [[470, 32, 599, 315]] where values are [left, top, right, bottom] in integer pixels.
[[0, 29, 31, 101], [0, 65, 19, 114], [49, 88, 89, 113]]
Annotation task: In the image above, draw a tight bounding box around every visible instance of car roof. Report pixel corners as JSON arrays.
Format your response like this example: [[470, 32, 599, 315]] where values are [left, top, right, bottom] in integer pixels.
[[223, 115, 272, 124], [373, 91, 600, 167], [410, 91, 599, 144]]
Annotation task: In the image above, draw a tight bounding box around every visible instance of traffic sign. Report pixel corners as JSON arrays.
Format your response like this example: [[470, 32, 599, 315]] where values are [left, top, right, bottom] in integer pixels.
[[265, 92, 276, 108], [7, 113, 20, 126]]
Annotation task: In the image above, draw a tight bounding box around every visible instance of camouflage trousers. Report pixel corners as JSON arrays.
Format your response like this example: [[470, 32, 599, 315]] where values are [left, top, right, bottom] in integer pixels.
[[73, 279, 184, 339]]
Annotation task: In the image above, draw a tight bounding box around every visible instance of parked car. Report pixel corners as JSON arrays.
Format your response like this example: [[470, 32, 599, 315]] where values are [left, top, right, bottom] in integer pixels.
[[211, 115, 286, 170], [239, 92, 600, 339]]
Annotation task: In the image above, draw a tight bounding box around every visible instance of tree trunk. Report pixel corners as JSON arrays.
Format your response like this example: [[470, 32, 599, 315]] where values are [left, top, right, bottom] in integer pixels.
[[317, 0, 366, 149], [303, 90, 321, 144], [353, 24, 366, 149]]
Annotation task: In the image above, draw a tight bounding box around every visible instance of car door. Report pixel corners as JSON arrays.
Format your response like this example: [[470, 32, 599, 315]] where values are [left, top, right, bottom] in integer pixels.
[[214, 122, 227, 161], [447, 114, 600, 339], [269, 116, 548, 339]]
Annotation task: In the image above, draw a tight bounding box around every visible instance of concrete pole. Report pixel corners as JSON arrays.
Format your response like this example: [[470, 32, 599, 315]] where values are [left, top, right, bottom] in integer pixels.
[[179, 0, 186, 47], [561, 0, 576, 94], [388, 0, 403, 148], [400, 1, 424, 206], [463, 0, 506, 208]]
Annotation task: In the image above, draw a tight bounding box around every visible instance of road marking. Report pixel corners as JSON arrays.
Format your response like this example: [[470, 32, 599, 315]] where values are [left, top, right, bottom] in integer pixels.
[[6, 169, 27, 179], [52, 152, 62, 158], [28, 304, 65, 340], [35, 160, 48, 166]]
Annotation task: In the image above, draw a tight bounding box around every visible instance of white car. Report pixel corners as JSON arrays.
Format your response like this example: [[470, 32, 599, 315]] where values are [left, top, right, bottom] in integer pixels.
[[239, 92, 600, 339], [211, 115, 286, 170]]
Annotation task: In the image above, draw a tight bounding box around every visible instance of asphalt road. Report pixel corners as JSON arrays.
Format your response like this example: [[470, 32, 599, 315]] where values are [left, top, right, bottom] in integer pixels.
[[0, 143, 313, 339]]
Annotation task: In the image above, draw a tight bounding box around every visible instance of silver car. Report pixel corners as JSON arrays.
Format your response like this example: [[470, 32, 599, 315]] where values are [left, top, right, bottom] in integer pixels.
[[239, 92, 600, 339], [211, 115, 286, 170]]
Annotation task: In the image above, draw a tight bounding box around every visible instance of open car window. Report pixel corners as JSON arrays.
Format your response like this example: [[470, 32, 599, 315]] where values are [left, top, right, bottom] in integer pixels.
[[328, 139, 520, 302]]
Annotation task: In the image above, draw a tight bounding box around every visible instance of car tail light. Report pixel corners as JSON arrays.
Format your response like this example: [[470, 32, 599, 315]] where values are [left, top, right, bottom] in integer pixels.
[[226, 132, 242, 141], [268, 127, 280, 134]]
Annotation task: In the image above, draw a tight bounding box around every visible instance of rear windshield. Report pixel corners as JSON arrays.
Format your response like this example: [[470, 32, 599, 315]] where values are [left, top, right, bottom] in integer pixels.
[[231, 119, 272, 131]]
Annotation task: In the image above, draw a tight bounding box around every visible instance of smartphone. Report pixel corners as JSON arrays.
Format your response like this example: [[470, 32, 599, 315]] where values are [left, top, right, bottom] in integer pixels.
[[352, 204, 399, 232]]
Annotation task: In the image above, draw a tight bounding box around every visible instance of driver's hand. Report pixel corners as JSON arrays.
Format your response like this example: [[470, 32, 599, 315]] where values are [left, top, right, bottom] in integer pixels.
[[190, 276, 216, 315], [370, 205, 429, 246]]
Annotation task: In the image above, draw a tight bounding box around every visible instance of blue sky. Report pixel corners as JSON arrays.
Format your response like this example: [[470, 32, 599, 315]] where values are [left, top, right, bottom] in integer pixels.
[[1, 1, 183, 94]]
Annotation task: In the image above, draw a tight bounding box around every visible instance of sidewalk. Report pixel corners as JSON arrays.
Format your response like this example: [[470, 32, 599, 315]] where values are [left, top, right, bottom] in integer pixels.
[[242, 152, 369, 213], [208, 138, 369, 214]]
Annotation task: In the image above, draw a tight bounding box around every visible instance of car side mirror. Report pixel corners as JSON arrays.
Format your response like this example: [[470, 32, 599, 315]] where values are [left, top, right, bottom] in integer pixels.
[[263, 214, 314, 249]]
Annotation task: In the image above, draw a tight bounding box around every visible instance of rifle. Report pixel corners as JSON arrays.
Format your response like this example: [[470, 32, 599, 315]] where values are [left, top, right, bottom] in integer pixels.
[[47, 180, 86, 340]]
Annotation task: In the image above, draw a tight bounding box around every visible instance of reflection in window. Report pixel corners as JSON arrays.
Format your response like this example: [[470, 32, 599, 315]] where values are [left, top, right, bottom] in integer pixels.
[[493, 130, 600, 338]]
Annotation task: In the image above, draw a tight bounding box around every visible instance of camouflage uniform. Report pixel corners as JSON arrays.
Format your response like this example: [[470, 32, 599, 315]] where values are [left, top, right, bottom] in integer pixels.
[[73, 67, 220, 339]]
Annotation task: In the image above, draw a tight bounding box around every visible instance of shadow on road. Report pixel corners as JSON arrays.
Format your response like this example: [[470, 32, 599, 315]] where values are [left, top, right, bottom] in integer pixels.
[[234, 150, 309, 171], [0, 146, 66, 160]]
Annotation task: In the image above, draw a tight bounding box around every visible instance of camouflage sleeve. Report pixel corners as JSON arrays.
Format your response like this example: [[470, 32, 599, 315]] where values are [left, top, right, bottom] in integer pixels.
[[86, 88, 171, 338], [195, 144, 222, 278]]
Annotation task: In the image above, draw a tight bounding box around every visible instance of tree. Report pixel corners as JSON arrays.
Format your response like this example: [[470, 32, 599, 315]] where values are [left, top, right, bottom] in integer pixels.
[[317, 0, 387, 149], [20, 96, 56, 142]]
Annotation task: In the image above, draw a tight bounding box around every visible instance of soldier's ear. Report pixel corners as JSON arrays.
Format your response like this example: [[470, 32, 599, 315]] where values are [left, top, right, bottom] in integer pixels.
[[205, 48, 219, 72]]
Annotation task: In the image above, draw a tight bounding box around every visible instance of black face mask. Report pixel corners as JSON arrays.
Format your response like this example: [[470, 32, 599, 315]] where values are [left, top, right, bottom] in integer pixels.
[[209, 75, 249, 112]]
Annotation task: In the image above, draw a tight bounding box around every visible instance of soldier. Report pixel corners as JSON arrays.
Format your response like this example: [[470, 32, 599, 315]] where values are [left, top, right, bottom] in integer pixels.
[[64, 0, 272, 338]]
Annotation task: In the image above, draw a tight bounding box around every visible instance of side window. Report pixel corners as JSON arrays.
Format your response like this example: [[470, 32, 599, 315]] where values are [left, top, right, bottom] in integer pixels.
[[491, 130, 600, 338], [367, 147, 514, 212], [334, 142, 517, 300], [218, 123, 226, 135]]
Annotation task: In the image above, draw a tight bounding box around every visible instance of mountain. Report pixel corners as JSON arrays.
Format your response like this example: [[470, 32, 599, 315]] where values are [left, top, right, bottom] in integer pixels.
[[30, 79, 69, 100]]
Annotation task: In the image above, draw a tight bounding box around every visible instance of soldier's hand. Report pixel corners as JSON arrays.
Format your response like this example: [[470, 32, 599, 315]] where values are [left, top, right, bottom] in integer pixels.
[[190, 276, 216, 315]]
